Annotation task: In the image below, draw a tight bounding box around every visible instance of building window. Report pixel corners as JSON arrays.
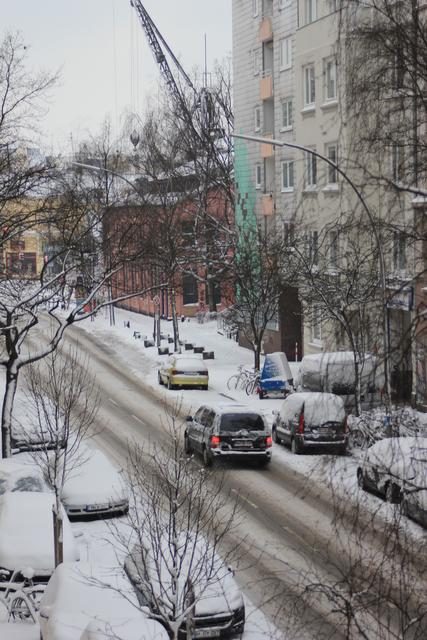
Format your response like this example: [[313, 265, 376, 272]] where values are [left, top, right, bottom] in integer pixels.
[[393, 231, 406, 272], [252, 0, 260, 18], [280, 98, 293, 131], [311, 305, 322, 343], [181, 221, 195, 246], [329, 230, 339, 268], [254, 105, 262, 132], [391, 143, 405, 182], [324, 59, 337, 101], [304, 65, 316, 106], [253, 48, 261, 76], [305, 0, 317, 24], [279, 37, 292, 70], [309, 230, 319, 264], [281, 160, 294, 192], [305, 150, 317, 188], [284, 221, 295, 248], [255, 163, 263, 190], [326, 143, 338, 184], [182, 274, 198, 305]]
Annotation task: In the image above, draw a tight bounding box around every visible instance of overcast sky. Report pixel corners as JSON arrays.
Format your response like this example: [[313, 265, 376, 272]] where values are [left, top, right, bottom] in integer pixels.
[[2, 0, 232, 152]]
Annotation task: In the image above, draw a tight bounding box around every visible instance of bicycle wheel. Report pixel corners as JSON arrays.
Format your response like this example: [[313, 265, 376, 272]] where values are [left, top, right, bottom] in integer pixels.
[[245, 377, 257, 396], [227, 374, 240, 390]]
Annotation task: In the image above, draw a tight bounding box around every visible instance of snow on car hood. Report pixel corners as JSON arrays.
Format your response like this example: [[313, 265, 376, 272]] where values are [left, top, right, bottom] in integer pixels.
[[0, 492, 78, 573], [170, 358, 207, 372], [61, 449, 127, 507]]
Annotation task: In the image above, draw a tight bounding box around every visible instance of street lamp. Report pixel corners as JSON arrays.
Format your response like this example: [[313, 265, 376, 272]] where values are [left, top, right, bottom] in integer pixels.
[[233, 132, 392, 413]]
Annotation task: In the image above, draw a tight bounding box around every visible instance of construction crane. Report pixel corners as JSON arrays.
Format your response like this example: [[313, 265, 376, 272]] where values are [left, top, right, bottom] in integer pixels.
[[129, 0, 223, 150]]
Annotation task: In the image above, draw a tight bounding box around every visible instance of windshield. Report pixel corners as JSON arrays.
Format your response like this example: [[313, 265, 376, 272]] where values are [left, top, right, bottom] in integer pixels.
[[220, 413, 265, 432]]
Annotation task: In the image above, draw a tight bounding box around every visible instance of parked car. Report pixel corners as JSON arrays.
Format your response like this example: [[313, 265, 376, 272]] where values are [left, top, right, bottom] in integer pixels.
[[272, 392, 348, 454], [124, 533, 245, 639], [357, 437, 427, 522], [0, 492, 79, 584], [296, 352, 381, 409], [0, 457, 46, 495], [61, 447, 128, 519], [185, 403, 272, 466], [158, 355, 209, 390], [11, 404, 66, 452], [39, 561, 168, 640]]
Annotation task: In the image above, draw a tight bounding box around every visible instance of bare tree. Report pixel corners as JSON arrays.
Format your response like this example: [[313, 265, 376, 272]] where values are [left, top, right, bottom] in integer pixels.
[[23, 348, 99, 566], [106, 409, 244, 640]]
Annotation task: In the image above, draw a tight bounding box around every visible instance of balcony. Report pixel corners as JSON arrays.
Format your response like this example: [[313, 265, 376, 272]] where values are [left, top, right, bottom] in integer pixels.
[[259, 17, 273, 42], [261, 193, 274, 216], [260, 71, 273, 100], [260, 134, 274, 159]]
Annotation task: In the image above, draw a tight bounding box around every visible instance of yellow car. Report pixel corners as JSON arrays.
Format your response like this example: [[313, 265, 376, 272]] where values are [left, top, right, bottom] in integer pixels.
[[158, 355, 209, 390]]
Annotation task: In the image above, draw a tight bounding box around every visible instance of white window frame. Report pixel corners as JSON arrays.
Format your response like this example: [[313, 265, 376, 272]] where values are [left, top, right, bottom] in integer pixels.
[[324, 58, 337, 101], [253, 48, 261, 76], [280, 98, 293, 131], [311, 305, 323, 344], [329, 230, 339, 268], [254, 106, 262, 132], [326, 143, 338, 185], [304, 65, 316, 107], [279, 37, 292, 71], [305, 0, 317, 24], [393, 230, 407, 272], [255, 163, 263, 190], [281, 160, 294, 192], [305, 150, 317, 188], [252, 0, 260, 18]]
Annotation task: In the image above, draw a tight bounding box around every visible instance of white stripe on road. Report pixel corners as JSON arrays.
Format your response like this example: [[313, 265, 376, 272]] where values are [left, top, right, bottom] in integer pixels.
[[109, 398, 118, 406], [131, 414, 144, 425], [231, 488, 258, 509]]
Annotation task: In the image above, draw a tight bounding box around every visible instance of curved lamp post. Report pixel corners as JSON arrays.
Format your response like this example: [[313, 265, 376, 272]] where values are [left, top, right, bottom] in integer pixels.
[[233, 132, 392, 413]]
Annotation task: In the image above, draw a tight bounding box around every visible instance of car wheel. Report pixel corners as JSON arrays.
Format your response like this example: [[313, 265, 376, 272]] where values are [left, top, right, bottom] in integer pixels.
[[291, 438, 302, 454], [158, 372, 164, 386], [385, 482, 401, 504], [184, 433, 192, 454], [357, 468, 366, 490], [167, 378, 175, 390], [272, 427, 281, 445], [258, 390, 265, 399], [202, 447, 213, 467]]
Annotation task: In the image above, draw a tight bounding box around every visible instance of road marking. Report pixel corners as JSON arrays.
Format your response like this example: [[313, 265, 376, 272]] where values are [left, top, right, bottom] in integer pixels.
[[231, 488, 258, 509], [109, 398, 118, 407], [131, 414, 144, 425]]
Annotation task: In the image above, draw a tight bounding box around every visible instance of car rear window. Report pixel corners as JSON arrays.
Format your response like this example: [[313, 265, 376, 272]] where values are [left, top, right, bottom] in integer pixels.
[[304, 397, 345, 426], [220, 413, 265, 432]]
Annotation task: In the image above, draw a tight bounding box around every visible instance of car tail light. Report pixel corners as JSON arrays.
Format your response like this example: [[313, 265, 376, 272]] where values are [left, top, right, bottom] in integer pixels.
[[210, 435, 221, 449], [265, 435, 272, 448], [171, 369, 178, 375], [298, 412, 305, 434]]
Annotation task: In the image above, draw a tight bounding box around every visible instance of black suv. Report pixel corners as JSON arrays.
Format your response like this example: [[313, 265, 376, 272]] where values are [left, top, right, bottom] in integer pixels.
[[184, 404, 272, 466]]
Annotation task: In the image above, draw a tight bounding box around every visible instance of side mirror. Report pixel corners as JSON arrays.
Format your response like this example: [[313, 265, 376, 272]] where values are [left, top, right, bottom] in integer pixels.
[[186, 416, 193, 422]]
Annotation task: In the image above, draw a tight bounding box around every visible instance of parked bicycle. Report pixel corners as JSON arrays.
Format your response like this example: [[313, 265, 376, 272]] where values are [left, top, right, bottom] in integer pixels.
[[227, 365, 256, 391], [245, 372, 261, 396], [0, 567, 45, 623]]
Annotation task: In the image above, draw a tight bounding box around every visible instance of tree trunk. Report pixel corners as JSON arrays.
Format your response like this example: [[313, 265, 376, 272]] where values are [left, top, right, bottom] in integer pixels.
[[1, 364, 19, 459], [353, 355, 362, 418], [254, 343, 261, 372], [53, 496, 64, 567], [171, 289, 181, 353]]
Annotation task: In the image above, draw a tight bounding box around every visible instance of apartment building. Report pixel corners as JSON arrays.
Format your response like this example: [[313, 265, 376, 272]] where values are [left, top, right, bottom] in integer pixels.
[[233, 0, 422, 403]]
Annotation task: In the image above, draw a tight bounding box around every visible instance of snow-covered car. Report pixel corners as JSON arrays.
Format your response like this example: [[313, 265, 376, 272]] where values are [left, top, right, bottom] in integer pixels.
[[124, 533, 245, 639], [39, 561, 168, 640], [11, 405, 66, 453], [158, 355, 209, 390], [272, 392, 348, 454], [357, 437, 427, 515], [62, 448, 128, 519], [0, 457, 46, 495], [0, 492, 79, 583], [185, 403, 272, 467]]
